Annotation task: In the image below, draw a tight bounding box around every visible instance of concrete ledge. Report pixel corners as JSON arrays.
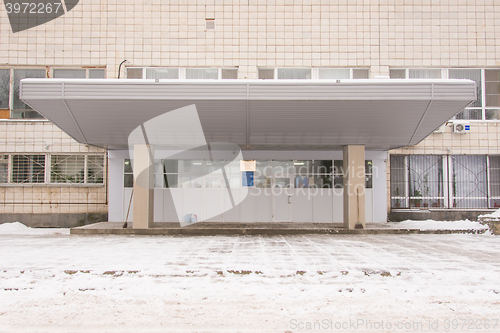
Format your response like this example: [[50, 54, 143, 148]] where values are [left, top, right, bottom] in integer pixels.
[[70, 222, 486, 236], [389, 210, 494, 222], [0, 213, 108, 228]]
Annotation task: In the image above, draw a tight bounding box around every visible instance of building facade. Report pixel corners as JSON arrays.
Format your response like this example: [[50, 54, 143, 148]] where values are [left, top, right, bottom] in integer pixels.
[[1, 0, 499, 226]]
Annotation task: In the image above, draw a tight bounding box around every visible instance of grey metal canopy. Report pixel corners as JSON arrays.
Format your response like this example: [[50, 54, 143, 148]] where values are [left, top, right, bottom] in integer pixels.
[[20, 79, 476, 150]]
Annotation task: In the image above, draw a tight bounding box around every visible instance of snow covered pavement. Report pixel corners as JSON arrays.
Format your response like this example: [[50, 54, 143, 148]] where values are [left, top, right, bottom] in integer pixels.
[[0, 224, 499, 332]]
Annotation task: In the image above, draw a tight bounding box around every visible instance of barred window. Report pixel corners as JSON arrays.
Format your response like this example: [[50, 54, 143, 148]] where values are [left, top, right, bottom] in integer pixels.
[[50, 155, 85, 183], [0, 155, 8, 183], [87, 155, 105, 184], [11, 155, 45, 183], [0, 154, 105, 186], [390, 154, 500, 209], [50, 155, 104, 184]]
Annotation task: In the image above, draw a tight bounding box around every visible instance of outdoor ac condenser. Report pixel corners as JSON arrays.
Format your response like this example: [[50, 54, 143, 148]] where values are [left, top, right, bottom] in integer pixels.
[[453, 122, 471, 133]]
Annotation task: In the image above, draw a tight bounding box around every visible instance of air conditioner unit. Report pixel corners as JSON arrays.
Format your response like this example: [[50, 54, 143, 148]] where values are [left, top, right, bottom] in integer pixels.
[[453, 122, 471, 133]]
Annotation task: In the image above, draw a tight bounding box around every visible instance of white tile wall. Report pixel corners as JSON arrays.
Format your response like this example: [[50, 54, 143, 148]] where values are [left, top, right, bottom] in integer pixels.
[[1, 1, 500, 215]]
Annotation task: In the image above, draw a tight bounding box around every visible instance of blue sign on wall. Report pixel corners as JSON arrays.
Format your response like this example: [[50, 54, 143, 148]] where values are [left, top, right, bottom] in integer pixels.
[[242, 171, 254, 186]]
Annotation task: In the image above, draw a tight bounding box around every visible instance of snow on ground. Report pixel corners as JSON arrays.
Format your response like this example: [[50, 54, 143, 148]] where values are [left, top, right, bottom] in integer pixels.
[[389, 219, 489, 231], [0, 222, 69, 235], [479, 208, 500, 219], [0, 228, 499, 332]]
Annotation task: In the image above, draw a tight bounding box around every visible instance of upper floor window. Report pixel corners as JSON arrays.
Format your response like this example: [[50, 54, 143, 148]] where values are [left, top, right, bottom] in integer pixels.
[[389, 68, 500, 121], [0, 67, 105, 120], [258, 68, 370, 80], [53, 68, 105, 79], [12, 69, 46, 119], [126, 67, 238, 80]]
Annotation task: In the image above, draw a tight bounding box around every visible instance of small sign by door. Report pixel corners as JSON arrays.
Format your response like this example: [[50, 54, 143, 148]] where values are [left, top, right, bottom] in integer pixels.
[[242, 171, 254, 186]]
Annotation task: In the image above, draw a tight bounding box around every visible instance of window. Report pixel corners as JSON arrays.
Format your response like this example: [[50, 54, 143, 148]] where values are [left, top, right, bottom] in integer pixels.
[[11, 155, 45, 184], [489, 156, 500, 208], [390, 155, 445, 209], [389, 69, 406, 79], [162, 159, 179, 188], [390, 69, 443, 79], [126, 68, 143, 79], [186, 68, 218, 80], [485, 70, 500, 107], [294, 160, 333, 189], [146, 68, 179, 79], [89, 69, 106, 79], [451, 155, 488, 209], [0, 69, 10, 110], [449, 69, 482, 108], [333, 160, 344, 188], [126, 67, 238, 80], [131, 159, 373, 190], [0, 155, 8, 183], [12, 69, 46, 119], [124, 159, 133, 188], [53, 68, 105, 79], [258, 69, 275, 80], [50, 155, 104, 184], [331, 160, 372, 189], [365, 160, 373, 189], [51, 155, 85, 183], [318, 69, 350, 79], [0, 154, 105, 186], [53, 69, 86, 79], [352, 69, 370, 79], [0, 67, 105, 119], [87, 155, 105, 184], [277, 68, 311, 80], [390, 68, 500, 121], [408, 69, 442, 79], [259, 68, 369, 80], [390, 154, 500, 209], [221, 69, 238, 79]]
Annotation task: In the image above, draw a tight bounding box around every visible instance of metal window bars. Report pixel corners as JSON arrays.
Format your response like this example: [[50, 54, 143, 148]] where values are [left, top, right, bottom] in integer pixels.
[[391, 154, 500, 209]]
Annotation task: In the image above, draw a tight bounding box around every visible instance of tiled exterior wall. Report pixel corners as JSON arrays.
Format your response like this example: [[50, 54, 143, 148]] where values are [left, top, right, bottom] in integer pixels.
[[1, 1, 500, 220], [1, 0, 500, 78], [0, 121, 108, 215], [391, 122, 500, 156], [386, 122, 500, 214]]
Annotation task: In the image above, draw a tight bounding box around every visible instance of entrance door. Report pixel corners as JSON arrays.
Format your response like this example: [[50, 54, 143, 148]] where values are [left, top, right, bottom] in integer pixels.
[[272, 176, 292, 222], [204, 174, 224, 221]]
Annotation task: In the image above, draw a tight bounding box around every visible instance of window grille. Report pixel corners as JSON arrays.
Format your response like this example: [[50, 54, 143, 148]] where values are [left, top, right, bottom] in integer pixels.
[[11, 155, 45, 184], [390, 154, 500, 209]]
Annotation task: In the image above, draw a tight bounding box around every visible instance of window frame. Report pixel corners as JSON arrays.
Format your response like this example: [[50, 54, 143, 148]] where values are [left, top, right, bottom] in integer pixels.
[[0, 153, 106, 186], [125, 159, 373, 190], [0, 66, 106, 120], [51, 68, 106, 79], [258, 67, 370, 80], [125, 67, 239, 80], [390, 154, 500, 209], [389, 68, 500, 121]]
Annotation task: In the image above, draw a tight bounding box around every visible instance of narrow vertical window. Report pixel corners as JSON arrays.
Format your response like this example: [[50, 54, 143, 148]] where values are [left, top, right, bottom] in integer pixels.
[[0, 69, 10, 111]]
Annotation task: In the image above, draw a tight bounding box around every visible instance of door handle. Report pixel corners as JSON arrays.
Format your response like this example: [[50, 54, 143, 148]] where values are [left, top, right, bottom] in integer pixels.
[[288, 196, 292, 204]]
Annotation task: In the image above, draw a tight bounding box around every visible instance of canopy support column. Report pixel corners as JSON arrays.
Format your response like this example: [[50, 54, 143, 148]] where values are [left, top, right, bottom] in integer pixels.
[[133, 144, 155, 229], [343, 145, 366, 230]]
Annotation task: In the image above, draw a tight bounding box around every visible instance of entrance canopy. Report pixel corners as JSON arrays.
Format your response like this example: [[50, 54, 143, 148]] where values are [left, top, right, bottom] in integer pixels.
[[20, 79, 476, 150]]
